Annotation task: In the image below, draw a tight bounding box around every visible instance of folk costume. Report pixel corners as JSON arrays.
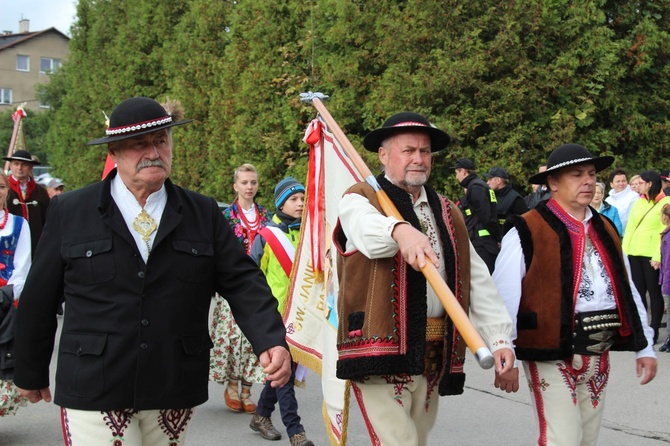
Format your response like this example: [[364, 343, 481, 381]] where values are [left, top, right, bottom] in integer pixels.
[[4, 150, 49, 258], [493, 144, 655, 446], [335, 176, 513, 446], [14, 98, 288, 445], [0, 210, 31, 417], [209, 195, 272, 412]]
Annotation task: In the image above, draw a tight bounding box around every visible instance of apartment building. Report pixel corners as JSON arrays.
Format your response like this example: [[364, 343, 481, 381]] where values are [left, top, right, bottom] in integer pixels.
[[0, 19, 69, 112]]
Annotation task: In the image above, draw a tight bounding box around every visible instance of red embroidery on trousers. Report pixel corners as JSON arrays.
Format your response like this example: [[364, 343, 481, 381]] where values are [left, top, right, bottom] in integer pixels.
[[61, 407, 73, 446], [102, 409, 137, 445], [158, 408, 194, 444], [558, 356, 589, 406], [527, 362, 549, 446], [586, 353, 610, 408], [351, 381, 382, 446]]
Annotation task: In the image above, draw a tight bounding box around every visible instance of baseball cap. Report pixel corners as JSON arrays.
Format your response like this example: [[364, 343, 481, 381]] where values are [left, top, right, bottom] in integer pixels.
[[449, 158, 475, 170], [483, 166, 509, 179]]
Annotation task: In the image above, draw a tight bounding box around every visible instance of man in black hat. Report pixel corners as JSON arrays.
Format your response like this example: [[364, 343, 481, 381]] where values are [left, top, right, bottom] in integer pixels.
[[3, 149, 50, 257], [484, 166, 529, 233], [334, 111, 515, 446], [14, 97, 291, 445], [451, 158, 501, 273], [492, 143, 656, 446]]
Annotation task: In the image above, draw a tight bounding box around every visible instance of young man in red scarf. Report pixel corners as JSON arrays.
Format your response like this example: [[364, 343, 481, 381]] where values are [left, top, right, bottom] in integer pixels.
[[3, 150, 50, 257]]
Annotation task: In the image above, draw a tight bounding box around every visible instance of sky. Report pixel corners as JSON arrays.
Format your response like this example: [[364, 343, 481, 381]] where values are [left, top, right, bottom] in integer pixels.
[[0, 0, 77, 36]]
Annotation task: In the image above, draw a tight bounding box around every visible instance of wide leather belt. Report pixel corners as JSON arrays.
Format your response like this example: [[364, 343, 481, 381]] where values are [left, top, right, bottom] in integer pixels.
[[573, 309, 621, 355], [425, 318, 445, 375]]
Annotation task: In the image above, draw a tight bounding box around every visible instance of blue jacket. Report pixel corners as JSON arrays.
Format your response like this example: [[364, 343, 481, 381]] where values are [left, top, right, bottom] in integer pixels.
[[597, 201, 623, 237]]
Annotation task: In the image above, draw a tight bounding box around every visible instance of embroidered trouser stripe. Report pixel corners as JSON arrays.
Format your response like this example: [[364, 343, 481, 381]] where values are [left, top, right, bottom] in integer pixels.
[[351, 374, 438, 446], [524, 353, 610, 446], [61, 407, 194, 445]]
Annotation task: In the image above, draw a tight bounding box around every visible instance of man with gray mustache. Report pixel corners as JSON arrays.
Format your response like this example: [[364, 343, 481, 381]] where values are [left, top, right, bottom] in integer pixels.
[[13, 97, 291, 445]]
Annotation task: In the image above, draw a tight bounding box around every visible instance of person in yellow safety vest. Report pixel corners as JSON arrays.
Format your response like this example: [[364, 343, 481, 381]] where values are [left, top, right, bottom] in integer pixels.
[[452, 158, 501, 273]]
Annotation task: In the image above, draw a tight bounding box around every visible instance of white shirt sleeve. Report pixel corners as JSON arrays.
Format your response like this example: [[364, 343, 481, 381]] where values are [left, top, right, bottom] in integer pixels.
[[337, 192, 406, 258], [467, 241, 514, 352], [492, 228, 525, 343]]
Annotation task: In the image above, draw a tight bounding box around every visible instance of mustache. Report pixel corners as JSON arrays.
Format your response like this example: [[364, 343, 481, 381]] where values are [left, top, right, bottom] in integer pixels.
[[135, 159, 167, 173]]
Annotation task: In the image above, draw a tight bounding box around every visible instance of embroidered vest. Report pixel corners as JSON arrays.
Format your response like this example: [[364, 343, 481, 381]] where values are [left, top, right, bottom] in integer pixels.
[[334, 176, 472, 396], [0, 216, 24, 286], [506, 200, 648, 361]]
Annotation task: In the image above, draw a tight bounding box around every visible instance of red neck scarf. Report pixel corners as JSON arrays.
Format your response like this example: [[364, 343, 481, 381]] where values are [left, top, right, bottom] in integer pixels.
[[8, 175, 37, 219]]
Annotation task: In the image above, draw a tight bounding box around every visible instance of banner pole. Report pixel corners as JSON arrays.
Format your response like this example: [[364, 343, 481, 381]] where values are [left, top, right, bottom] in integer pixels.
[[5, 105, 27, 173], [301, 92, 494, 369]]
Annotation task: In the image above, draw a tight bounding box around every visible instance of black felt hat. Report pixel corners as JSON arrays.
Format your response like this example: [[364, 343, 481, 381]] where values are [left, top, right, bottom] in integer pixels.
[[3, 149, 39, 164], [362, 112, 451, 153], [87, 97, 192, 145], [529, 144, 614, 185]]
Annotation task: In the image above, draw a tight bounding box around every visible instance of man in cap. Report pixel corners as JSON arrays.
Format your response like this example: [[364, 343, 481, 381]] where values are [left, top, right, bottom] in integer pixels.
[[492, 143, 656, 446], [484, 166, 529, 232], [14, 97, 291, 445], [3, 149, 50, 256], [334, 111, 515, 446], [45, 177, 65, 198], [451, 158, 501, 273]]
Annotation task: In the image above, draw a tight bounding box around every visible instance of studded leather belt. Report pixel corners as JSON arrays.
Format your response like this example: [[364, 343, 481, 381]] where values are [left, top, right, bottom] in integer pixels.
[[573, 309, 621, 355]]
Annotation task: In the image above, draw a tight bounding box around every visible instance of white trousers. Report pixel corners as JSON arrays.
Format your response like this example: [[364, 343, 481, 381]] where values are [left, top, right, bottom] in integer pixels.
[[351, 374, 439, 446], [523, 353, 610, 446], [61, 407, 195, 445]]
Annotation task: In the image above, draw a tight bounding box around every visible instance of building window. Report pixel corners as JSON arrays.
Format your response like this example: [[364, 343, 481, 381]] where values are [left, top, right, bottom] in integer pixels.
[[16, 55, 29, 72], [0, 88, 11, 104], [40, 57, 61, 74]]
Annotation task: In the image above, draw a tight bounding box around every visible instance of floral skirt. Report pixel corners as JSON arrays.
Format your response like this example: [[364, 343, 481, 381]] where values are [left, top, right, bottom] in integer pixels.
[[209, 295, 265, 384], [0, 379, 27, 416]]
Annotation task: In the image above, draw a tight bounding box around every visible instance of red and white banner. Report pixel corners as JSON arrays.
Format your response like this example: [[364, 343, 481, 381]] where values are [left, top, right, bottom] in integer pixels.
[[283, 117, 363, 445]]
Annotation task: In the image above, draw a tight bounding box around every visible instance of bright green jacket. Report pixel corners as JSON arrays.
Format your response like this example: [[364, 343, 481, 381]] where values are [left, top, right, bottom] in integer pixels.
[[249, 214, 301, 316], [622, 195, 670, 262]]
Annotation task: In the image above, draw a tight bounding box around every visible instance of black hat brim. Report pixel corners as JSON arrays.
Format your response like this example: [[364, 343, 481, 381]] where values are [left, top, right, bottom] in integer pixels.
[[528, 156, 614, 184], [3, 156, 39, 165], [363, 126, 451, 153], [87, 119, 193, 146]]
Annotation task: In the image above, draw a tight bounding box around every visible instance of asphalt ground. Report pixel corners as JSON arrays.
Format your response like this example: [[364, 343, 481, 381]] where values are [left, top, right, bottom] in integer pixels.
[[2, 319, 669, 445]]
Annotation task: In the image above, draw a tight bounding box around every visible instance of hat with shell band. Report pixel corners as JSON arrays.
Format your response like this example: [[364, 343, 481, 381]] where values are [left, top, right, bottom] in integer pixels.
[[528, 143, 614, 185], [87, 97, 193, 145], [362, 111, 451, 153]]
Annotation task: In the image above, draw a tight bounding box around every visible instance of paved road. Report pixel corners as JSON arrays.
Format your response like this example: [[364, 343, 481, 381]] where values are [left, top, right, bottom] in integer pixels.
[[2, 320, 669, 445]]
